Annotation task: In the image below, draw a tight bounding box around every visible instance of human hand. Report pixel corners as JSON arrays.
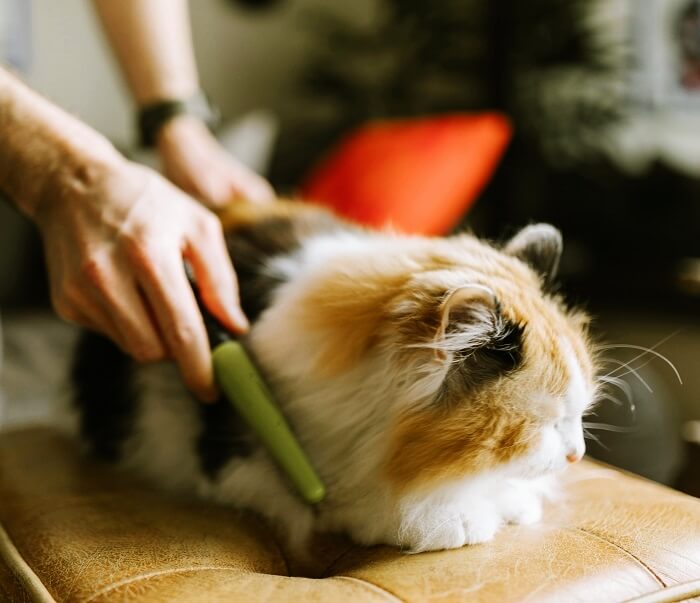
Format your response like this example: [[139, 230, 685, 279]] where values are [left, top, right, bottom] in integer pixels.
[[34, 158, 247, 401], [156, 114, 275, 209]]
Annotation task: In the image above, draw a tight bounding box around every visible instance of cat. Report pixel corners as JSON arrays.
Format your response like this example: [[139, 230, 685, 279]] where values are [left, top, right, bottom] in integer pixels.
[[72, 200, 598, 553]]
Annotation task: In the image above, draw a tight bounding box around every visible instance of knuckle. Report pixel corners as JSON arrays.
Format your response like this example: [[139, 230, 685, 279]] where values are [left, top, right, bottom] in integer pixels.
[[171, 322, 196, 348], [124, 236, 162, 275], [122, 228, 154, 260], [197, 210, 222, 234]]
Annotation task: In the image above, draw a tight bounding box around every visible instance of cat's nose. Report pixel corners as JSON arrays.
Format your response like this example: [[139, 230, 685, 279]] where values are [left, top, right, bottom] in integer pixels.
[[566, 451, 582, 464], [565, 438, 585, 464]]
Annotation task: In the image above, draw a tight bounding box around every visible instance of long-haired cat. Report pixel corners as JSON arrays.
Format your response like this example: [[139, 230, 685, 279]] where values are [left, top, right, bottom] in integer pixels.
[[72, 201, 597, 553]]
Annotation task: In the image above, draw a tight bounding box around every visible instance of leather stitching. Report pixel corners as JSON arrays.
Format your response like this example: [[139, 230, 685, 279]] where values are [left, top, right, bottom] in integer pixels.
[[572, 527, 666, 587], [625, 578, 700, 603], [0, 521, 56, 602]]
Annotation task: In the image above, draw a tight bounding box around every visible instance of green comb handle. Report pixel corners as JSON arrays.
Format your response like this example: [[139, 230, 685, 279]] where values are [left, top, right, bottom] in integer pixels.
[[212, 340, 326, 505]]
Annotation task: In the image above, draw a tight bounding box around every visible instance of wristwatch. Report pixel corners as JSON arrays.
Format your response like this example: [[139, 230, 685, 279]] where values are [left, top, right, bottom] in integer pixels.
[[137, 91, 221, 147]]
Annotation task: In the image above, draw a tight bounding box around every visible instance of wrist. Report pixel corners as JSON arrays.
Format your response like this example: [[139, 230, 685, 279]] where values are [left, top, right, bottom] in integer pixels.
[[155, 114, 209, 150], [137, 91, 220, 148]]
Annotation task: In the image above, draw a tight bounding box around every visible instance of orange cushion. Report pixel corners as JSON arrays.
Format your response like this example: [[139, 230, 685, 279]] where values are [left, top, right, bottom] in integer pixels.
[[301, 113, 511, 235]]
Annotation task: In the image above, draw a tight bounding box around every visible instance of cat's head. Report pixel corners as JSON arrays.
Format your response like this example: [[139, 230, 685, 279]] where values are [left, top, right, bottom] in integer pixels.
[[380, 224, 597, 492], [252, 220, 597, 494]]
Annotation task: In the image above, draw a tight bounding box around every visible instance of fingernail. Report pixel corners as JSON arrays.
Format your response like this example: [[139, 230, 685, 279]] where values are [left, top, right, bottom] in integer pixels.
[[217, 303, 249, 334], [231, 306, 250, 331]]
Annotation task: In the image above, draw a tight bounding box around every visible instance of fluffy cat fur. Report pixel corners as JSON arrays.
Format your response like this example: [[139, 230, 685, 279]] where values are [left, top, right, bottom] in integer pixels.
[[72, 200, 598, 553]]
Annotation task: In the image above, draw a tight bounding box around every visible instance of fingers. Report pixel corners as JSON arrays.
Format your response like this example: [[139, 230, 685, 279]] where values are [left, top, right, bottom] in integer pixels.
[[156, 115, 275, 209], [50, 260, 165, 363], [184, 215, 249, 335], [81, 257, 167, 363], [130, 243, 217, 402], [188, 163, 275, 210], [227, 169, 276, 206], [77, 291, 125, 348]]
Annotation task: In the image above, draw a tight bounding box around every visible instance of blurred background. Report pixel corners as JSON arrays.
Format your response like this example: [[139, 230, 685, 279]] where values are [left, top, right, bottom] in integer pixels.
[[0, 0, 698, 494]]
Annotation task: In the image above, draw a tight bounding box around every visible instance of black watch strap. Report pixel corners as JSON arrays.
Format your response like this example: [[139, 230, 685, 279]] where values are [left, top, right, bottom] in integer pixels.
[[137, 91, 221, 147]]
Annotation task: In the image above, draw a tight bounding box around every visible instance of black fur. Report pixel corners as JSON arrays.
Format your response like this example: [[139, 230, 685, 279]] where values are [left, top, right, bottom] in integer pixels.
[[225, 212, 342, 321], [439, 318, 525, 404], [197, 396, 255, 478], [459, 319, 525, 382], [504, 224, 563, 286], [225, 217, 301, 321], [72, 331, 136, 461]]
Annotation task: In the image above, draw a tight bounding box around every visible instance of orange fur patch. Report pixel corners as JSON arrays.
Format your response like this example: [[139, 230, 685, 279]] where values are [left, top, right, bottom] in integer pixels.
[[385, 401, 537, 491], [379, 242, 592, 491], [217, 198, 330, 231], [295, 269, 410, 378]]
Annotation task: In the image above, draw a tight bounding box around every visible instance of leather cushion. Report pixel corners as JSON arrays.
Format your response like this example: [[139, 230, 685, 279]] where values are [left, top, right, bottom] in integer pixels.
[[1, 428, 699, 602]]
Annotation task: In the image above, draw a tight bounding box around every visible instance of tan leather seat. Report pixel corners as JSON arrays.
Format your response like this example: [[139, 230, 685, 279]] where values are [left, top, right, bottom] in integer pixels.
[[0, 428, 699, 602]]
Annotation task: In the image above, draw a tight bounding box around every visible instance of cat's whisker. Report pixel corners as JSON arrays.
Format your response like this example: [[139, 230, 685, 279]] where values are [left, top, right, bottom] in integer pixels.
[[582, 421, 637, 434], [598, 374, 633, 403], [596, 375, 637, 418], [597, 374, 631, 398], [596, 391, 637, 420], [600, 357, 653, 393], [600, 333, 683, 384], [583, 428, 608, 450], [597, 392, 625, 407]]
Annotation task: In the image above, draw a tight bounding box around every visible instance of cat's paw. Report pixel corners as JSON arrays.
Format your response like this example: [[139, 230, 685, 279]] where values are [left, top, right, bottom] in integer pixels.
[[461, 502, 502, 544], [397, 501, 501, 553], [494, 480, 543, 526]]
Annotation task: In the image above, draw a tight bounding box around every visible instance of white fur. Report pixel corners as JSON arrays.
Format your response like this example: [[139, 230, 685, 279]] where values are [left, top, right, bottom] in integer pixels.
[[395, 475, 549, 553], [559, 336, 591, 460]]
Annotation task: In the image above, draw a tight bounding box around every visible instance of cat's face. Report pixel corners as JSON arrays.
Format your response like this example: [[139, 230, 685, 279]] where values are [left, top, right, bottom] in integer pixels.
[[380, 225, 597, 491]]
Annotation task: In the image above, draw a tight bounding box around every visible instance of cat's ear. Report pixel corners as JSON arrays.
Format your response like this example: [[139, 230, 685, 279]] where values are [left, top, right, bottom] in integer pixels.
[[505, 224, 562, 283], [434, 284, 498, 360]]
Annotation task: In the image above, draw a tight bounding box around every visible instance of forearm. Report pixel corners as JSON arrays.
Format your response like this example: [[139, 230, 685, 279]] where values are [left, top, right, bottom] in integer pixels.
[[0, 66, 122, 219], [92, 0, 199, 105]]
